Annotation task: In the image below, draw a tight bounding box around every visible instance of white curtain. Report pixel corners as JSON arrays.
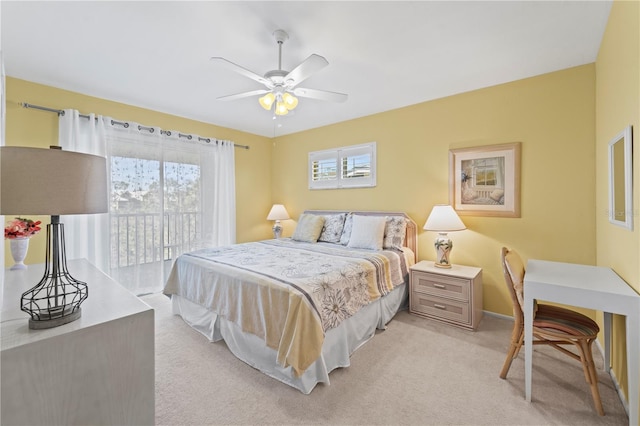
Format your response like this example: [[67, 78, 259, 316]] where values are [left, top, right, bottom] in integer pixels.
[[59, 110, 236, 294], [1, 51, 4, 147], [1, 52, 5, 271], [59, 110, 110, 272], [207, 141, 236, 245]]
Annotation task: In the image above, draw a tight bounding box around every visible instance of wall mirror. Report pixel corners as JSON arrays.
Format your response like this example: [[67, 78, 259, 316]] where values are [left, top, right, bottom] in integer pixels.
[[608, 125, 633, 230]]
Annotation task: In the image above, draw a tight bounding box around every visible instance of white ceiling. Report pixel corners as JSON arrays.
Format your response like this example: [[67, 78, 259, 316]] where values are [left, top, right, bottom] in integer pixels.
[[1, 1, 612, 138]]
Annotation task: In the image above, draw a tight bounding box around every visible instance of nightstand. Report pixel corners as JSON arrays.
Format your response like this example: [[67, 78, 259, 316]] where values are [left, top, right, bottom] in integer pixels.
[[409, 260, 483, 330]]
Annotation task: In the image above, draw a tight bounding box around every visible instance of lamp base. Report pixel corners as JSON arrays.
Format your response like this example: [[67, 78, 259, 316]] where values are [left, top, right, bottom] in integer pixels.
[[20, 218, 88, 330], [29, 308, 82, 329], [434, 262, 452, 269], [272, 221, 283, 239], [434, 233, 454, 268]]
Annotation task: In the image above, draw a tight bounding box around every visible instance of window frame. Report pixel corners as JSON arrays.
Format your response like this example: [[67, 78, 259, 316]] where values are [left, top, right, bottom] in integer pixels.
[[308, 142, 377, 190]]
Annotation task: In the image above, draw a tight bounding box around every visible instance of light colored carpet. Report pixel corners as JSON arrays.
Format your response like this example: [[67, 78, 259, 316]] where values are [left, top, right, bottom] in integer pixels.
[[143, 293, 628, 425]]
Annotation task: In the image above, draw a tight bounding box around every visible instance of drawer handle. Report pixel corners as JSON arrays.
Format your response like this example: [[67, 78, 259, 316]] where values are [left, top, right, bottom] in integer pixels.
[[434, 303, 447, 310], [433, 283, 446, 289]]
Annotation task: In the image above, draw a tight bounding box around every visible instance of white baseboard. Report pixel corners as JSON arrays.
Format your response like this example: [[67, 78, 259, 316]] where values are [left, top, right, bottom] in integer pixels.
[[483, 310, 513, 321], [484, 310, 629, 416]]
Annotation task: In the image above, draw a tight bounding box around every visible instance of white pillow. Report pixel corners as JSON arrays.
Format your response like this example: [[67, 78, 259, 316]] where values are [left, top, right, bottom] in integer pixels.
[[347, 215, 386, 251]]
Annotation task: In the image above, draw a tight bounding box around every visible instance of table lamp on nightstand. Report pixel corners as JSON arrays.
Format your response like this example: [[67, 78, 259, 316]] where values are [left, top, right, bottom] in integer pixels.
[[1, 146, 108, 329], [267, 204, 290, 239], [423, 204, 466, 268]]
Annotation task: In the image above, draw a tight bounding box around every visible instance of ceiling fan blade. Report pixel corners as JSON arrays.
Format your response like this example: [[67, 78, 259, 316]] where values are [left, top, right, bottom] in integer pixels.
[[293, 87, 348, 103], [285, 54, 329, 86], [210, 57, 269, 86], [217, 89, 270, 101]]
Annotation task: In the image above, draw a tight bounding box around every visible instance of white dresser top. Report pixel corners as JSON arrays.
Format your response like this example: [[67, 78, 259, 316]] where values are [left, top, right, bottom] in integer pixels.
[[2, 258, 153, 351], [411, 260, 481, 279]]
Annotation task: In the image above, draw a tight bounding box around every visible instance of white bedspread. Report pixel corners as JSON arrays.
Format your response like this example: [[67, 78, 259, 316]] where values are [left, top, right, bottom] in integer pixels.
[[163, 239, 410, 376]]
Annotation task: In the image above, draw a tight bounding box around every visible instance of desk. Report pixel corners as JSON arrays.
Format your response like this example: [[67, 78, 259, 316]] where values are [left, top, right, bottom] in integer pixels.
[[1, 259, 155, 425], [524, 260, 640, 425]]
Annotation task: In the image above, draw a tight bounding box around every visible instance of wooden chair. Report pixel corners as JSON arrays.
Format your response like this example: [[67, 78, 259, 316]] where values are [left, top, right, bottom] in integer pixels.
[[499, 247, 604, 415]]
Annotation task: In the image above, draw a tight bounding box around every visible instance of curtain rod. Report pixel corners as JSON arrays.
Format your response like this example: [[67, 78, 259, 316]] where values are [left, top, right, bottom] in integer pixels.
[[21, 102, 250, 150]]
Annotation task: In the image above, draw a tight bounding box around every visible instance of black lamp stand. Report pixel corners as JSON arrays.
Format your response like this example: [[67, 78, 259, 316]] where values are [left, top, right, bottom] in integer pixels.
[[20, 215, 88, 329]]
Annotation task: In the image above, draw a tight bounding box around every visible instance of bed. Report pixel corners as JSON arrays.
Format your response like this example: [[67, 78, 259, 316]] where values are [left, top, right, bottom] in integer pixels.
[[163, 210, 417, 394]]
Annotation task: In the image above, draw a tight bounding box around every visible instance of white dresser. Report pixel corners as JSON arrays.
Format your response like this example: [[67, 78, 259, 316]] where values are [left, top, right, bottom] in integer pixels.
[[1, 259, 155, 425]]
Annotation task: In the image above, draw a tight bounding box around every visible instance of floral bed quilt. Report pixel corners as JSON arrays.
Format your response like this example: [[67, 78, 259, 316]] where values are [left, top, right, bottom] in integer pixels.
[[163, 238, 409, 377]]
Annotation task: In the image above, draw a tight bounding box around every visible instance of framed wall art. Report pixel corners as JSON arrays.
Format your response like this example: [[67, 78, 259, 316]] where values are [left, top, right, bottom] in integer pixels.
[[449, 142, 521, 217]]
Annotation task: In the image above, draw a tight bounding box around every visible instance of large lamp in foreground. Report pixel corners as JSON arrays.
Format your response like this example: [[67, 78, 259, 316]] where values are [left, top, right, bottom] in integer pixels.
[[423, 204, 466, 268], [1, 146, 108, 329]]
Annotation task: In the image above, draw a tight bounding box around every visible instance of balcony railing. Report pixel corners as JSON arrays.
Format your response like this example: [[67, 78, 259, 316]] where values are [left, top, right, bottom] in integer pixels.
[[110, 211, 201, 269]]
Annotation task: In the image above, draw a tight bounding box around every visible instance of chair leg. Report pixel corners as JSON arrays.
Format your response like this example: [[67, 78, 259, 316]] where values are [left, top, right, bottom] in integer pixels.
[[575, 342, 593, 383], [500, 326, 524, 379], [579, 339, 604, 416]]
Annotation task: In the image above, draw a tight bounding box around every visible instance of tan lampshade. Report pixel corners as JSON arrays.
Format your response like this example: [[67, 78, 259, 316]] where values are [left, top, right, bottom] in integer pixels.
[[1, 146, 108, 216], [266, 204, 290, 221], [423, 205, 466, 232]]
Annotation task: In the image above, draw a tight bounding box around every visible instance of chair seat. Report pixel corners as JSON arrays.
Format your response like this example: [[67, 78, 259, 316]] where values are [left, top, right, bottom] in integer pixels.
[[534, 304, 600, 337]]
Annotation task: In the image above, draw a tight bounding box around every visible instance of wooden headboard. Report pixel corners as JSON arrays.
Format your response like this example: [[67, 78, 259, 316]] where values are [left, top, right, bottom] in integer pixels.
[[304, 210, 418, 263]]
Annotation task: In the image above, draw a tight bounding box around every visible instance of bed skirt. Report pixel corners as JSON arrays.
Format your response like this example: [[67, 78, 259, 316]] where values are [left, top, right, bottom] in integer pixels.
[[171, 282, 408, 394]]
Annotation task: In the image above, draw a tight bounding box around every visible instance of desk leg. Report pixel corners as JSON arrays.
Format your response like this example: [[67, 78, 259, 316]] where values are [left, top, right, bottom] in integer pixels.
[[524, 293, 534, 402], [604, 312, 612, 371], [627, 313, 639, 426]]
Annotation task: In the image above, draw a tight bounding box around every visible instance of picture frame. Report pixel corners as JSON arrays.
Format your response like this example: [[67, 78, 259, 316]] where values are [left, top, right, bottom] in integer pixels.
[[449, 142, 521, 217]]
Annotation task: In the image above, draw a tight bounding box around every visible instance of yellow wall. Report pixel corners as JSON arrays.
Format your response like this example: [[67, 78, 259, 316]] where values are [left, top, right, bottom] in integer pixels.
[[4, 77, 274, 265], [272, 64, 597, 316], [595, 0, 640, 406]]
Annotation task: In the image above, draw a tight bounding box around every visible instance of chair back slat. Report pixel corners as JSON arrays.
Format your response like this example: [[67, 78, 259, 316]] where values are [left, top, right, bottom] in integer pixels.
[[501, 247, 525, 323]]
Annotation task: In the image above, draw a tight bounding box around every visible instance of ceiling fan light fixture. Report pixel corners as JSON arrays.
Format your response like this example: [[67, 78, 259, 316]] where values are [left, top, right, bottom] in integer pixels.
[[282, 92, 298, 110], [258, 92, 276, 110], [213, 29, 348, 117], [275, 101, 289, 116]]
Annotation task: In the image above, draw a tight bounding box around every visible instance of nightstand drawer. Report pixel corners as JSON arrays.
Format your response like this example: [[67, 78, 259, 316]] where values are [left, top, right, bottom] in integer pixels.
[[410, 293, 470, 325], [411, 271, 470, 302]]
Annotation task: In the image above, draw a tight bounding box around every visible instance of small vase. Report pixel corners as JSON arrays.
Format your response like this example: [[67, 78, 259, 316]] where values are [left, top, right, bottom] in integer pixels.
[[9, 238, 30, 270]]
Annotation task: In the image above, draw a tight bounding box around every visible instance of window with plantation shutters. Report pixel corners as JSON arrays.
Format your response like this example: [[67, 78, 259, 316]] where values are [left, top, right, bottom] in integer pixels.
[[310, 152, 338, 188], [309, 142, 376, 189]]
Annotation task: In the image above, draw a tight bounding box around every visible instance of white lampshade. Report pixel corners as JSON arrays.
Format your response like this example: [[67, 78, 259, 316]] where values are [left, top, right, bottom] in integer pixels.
[[267, 204, 290, 221], [424, 205, 466, 232], [1, 146, 108, 215]]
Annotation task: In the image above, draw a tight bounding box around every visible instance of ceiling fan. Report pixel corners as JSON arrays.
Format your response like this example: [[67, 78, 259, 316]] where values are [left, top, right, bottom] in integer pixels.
[[211, 29, 348, 116]]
